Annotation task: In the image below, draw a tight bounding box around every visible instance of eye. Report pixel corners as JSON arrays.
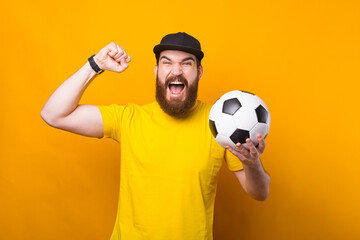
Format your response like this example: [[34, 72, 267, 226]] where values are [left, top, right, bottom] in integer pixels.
[[183, 62, 193, 66], [162, 61, 171, 65]]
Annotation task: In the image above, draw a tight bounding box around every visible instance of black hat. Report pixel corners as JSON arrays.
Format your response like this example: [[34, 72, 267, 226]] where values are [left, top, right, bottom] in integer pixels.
[[153, 32, 204, 61]]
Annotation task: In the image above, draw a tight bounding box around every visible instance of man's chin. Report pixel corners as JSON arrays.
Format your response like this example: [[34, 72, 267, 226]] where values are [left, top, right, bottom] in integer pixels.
[[166, 93, 186, 102], [155, 75, 199, 118], [157, 100, 193, 118], [156, 90, 197, 118]]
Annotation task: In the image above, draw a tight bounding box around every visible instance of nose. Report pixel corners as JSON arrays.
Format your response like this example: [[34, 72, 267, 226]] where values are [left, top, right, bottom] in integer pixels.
[[170, 63, 183, 76]]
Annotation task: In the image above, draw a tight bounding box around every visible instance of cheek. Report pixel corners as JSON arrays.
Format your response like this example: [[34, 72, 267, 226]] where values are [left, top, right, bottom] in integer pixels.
[[186, 68, 199, 77], [158, 69, 171, 81], [186, 70, 200, 83]]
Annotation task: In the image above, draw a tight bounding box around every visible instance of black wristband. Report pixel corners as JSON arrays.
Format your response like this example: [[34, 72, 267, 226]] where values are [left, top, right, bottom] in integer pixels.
[[88, 55, 104, 74]]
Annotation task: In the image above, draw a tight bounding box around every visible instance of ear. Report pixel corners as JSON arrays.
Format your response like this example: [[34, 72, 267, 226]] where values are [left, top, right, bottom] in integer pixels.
[[198, 65, 203, 80], [154, 65, 158, 78]]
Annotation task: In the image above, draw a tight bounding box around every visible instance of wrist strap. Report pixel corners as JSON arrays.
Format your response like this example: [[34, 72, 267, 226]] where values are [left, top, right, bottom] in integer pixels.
[[88, 55, 104, 74]]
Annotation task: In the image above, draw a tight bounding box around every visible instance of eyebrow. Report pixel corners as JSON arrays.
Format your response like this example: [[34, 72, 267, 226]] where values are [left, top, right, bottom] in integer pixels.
[[182, 57, 196, 62], [160, 56, 196, 63]]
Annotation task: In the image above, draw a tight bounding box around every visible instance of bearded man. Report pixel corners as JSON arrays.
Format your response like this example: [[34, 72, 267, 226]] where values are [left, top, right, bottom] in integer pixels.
[[41, 32, 271, 240]]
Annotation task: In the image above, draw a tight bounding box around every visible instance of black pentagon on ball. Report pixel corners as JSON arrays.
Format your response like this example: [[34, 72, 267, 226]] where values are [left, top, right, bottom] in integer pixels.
[[255, 105, 268, 123], [230, 129, 250, 144], [209, 120, 218, 137], [222, 98, 242, 115]]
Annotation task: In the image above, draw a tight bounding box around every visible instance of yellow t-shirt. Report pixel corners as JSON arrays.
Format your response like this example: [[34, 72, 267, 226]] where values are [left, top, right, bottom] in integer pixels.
[[97, 100, 243, 240]]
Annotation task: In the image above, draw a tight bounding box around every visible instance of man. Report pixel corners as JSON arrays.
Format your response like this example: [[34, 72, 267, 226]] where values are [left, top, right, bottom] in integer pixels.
[[41, 32, 270, 240]]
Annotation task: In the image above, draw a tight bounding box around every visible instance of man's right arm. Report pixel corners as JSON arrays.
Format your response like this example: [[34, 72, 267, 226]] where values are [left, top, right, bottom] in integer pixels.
[[40, 43, 131, 138]]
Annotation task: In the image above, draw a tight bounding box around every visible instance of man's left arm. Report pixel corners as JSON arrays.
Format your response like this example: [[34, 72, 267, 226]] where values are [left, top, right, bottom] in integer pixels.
[[226, 134, 271, 201]]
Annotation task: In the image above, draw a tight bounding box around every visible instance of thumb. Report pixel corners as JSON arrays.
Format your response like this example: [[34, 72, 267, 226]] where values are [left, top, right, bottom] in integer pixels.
[[120, 57, 129, 68]]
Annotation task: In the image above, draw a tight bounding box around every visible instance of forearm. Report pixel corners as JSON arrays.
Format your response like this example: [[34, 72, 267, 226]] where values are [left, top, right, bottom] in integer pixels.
[[242, 160, 271, 201], [41, 62, 97, 124]]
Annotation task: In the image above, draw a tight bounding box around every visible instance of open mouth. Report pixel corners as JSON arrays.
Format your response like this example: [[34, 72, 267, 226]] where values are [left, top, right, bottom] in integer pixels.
[[168, 82, 186, 95]]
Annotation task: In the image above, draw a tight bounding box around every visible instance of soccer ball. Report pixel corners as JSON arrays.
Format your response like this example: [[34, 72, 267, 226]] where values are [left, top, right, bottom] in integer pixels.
[[209, 90, 270, 150]]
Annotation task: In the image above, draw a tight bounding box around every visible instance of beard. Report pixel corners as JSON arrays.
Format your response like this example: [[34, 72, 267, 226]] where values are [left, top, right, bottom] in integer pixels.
[[156, 73, 199, 118]]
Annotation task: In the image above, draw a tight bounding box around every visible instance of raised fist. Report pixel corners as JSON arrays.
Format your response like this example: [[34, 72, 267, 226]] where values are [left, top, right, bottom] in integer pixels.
[[93, 43, 131, 73]]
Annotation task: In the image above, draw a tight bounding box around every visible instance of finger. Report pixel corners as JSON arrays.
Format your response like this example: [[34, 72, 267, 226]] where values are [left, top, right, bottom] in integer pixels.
[[257, 134, 266, 154], [116, 53, 129, 64], [246, 138, 259, 158], [236, 143, 250, 157], [115, 63, 126, 73], [125, 55, 131, 63], [115, 54, 125, 63], [118, 53, 129, 63], [108, 48, 118, 58], [226, 145, 247, 161], [106, 60, 123, 73], [104, 43, 118, 58], [114, 45, 125, 61], [120, 56, 129, 68]]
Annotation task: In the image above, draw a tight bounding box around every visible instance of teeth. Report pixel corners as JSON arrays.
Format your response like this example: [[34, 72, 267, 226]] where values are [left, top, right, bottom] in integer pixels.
[[170, 82, 184, 85]]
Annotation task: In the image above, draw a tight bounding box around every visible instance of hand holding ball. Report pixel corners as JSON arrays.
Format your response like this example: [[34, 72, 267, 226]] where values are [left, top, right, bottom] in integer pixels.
[[209, 90, 270, 150]]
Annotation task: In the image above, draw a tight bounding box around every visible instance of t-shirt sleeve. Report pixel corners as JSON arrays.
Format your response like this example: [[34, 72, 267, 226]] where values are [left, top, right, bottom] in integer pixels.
[[97, 104, 125, 142], [224, 149, 244, 171], [206, 102, 244, 172], [210, 134, 243, 172]]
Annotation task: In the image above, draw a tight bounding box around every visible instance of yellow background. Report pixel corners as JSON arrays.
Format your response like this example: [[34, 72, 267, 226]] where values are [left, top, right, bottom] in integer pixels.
[[1, 0, 359, 239]]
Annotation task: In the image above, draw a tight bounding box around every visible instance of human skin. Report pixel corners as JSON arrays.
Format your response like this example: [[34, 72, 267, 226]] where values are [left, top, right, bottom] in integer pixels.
[[40, 42, 270, 201], [229, 135, 271, 201], [154, 50, 270, 200], [40, 42, 130, 137], [155, 50, 202, 117], [155, 50, 203, 103]]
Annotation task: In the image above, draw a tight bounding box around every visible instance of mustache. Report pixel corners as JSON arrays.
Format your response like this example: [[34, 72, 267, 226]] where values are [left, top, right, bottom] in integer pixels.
[[165, 75, 189, 87]]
